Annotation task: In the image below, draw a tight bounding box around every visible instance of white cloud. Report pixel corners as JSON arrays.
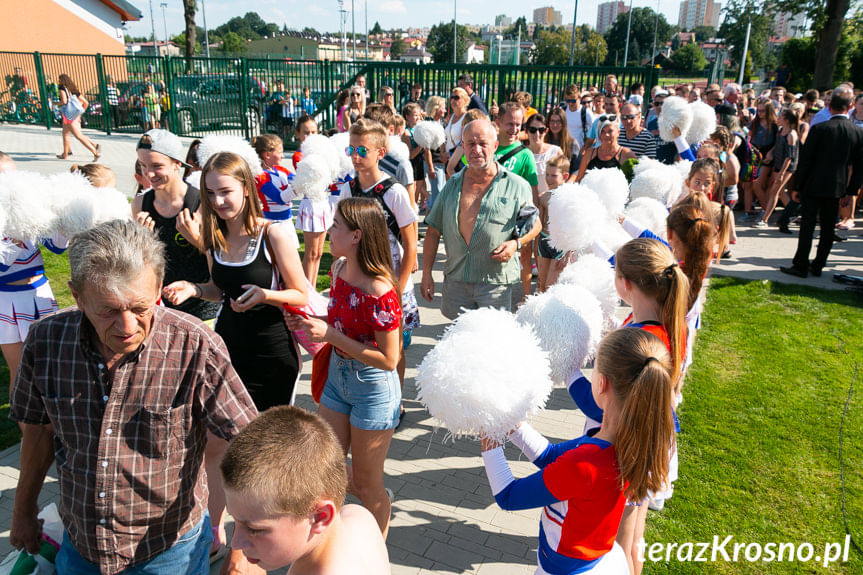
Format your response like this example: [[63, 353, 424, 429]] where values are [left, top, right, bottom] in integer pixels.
[[377, 1, 408, 14]]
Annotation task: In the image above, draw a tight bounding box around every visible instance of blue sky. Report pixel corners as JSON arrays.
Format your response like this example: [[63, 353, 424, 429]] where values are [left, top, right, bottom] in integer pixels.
[[125, 0, 698, 42]]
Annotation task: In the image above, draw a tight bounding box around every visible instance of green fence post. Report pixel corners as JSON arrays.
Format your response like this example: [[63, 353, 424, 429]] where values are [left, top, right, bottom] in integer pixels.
[[239, 57, 250, 139], [95, 54, 111, 135], [163, 54, 177, 135], [32, 52, 52, 130]]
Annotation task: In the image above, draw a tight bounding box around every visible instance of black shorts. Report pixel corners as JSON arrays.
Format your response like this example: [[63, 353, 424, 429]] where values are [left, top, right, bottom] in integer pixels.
[[537, 233, 563, 260]]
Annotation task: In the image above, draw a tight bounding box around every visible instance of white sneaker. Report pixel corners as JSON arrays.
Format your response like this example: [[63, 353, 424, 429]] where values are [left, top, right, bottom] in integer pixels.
[[754, 220, 768, 229]]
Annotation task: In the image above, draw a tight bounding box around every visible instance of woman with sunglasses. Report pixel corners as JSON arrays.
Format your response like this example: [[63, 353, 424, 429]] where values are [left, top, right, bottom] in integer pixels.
[[339, 85, 366, 133], [575, 115, 636, 182], [378, 86, 396, 113], [526, 114, 562, 195], [545, 108, 579, 175], [441, 87, 469, 165]]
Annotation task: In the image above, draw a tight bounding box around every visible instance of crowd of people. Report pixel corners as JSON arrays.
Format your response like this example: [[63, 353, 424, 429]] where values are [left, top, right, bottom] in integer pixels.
[[2, 69, 862, 575]]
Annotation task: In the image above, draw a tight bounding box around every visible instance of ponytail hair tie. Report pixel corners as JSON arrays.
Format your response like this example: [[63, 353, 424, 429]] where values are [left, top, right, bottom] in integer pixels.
[[643, 356, 660, 369], [664, 262, 678, 277]]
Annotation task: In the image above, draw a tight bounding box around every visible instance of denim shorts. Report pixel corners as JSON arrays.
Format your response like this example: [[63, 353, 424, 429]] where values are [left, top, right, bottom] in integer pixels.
[[320, 353, 401, 430], [56, 512, 212, 575]]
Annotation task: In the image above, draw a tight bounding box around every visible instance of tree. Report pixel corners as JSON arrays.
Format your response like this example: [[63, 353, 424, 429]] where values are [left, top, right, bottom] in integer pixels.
[[171, 31, 202, 54], [221, 31, 246, 53], [390, 36, 407, 59], [719, 0, 772, 73], [506, 16, 529, 38], [182, 0, 196, 61], [673, 41, 708, 72], [773, 0, 855, 88], [427, 21, 471, 63], [604, 7, 673, 66], [692, 25, 716, 42], [370, 21, 383, 36], [532, 28, 570, 65]]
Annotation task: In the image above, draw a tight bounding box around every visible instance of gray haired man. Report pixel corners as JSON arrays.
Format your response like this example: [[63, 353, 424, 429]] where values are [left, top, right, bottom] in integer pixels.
[[10, 220, 258, 574]]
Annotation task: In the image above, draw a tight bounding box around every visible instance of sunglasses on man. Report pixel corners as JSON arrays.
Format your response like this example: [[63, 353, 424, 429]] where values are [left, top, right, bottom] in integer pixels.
[[345, 145, 372, 158], [621, 114, 637, 120]]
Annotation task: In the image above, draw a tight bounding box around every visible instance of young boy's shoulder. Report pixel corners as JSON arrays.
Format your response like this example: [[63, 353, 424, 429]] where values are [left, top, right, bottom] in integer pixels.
[[294, 504, 390, 575]]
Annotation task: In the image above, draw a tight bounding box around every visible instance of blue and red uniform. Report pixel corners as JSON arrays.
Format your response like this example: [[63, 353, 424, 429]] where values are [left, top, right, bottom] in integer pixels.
[[483, 425, 629, 573], [254, 165, 295, 222]]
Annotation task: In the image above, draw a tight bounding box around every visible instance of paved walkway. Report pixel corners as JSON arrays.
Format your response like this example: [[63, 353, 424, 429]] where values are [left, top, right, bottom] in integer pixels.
[[0, 123, 861, 573]]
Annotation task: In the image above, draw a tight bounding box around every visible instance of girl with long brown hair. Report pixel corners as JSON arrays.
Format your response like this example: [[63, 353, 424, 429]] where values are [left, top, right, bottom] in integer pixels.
[[758, 108, 799, 228], [545, 107, 577, 173], [480, 327, 676, 575], [56, 73, 100, 161], [286, 197, 403, 538]]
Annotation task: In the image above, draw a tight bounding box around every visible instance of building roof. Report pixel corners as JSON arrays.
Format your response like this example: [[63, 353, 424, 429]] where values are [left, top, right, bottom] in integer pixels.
[[100, 0, 143, 21]]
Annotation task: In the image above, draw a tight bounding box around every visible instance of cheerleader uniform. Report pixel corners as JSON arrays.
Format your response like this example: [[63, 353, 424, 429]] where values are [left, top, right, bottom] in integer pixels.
[[255, 165, 296, 223], [211, 224, 300, 411], [294, 150, 337, 233], [0, 239, 65, 345], [483, 424, 630, 574]]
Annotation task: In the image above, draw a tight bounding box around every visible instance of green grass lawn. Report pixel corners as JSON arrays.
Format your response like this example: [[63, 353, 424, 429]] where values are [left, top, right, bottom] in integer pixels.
[[646, 276, 862, 573], [0, 240, 332, 449]]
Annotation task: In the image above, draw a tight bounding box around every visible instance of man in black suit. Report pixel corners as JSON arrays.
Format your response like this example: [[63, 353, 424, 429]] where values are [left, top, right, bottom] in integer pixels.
[[780, 87, 863, 278]]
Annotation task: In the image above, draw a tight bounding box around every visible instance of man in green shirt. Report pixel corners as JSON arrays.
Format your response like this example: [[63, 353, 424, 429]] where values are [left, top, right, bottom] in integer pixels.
[[423, 119, 541, 319], [494, 102, 539, 300]]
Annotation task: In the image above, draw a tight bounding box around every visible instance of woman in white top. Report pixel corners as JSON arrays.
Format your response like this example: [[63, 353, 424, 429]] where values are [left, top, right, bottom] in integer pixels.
[[525, 113, 562, 195], [441, 87, 469, 164]]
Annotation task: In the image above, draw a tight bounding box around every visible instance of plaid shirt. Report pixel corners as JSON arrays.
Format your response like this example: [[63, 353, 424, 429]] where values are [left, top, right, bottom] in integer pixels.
[[10, 306, 258, 574]]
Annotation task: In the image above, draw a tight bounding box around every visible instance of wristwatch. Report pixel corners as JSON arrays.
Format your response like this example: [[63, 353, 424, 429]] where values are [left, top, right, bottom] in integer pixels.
[[515, 238, 522, 250]]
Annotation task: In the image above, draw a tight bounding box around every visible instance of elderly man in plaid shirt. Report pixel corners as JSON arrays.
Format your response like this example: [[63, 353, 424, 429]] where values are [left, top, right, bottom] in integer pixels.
[[9, 220, 259, 575]]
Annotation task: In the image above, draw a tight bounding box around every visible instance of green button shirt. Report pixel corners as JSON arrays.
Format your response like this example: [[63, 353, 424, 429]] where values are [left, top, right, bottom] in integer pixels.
[[425, 163, 533, 285]]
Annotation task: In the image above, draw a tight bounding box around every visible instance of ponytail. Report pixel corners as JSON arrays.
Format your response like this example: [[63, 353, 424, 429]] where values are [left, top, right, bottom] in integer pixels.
[[678, 191, 730, 263], [667, 205, 715, 309], [595, 329, 675, 502], [715, 204, 731, 262], [616, 238, 690, 384]]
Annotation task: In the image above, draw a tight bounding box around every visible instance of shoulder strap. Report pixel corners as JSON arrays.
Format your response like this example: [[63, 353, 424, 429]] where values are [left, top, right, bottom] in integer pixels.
[[262, 222, 281, 286], [349, 177, 403, 243], [497, 144, 528, 166]]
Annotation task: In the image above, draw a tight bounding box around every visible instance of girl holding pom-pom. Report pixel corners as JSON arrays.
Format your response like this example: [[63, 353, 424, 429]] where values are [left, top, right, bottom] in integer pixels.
[[286, 197, 402, 538], [481, 328, 676, 575]]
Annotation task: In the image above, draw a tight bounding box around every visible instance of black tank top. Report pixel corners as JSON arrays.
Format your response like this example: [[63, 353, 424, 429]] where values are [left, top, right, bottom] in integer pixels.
[[141, 185, 219, 320], [211, 226, 286, 339], [586, 147, 623, 171]]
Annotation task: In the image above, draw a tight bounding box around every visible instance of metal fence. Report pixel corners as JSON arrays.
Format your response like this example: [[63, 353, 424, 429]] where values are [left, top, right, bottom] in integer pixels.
[[0, 51, 660, 141]]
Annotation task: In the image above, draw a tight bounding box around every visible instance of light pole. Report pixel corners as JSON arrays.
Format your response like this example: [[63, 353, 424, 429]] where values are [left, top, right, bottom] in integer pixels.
[[201, 0, 211, 59], [351, 0, 356, 60], [453, 0, 457, 63], [365, 0, 369, 59], [160, 3, 168, 50], [148, 0, 157, 49], [339, 0, 347, 62], [651, 0, 659, 67], [738, 14, 752, 85], [623, 0, 634, 66], [496, 35, 502, 65], [568, 0, 579, 66]]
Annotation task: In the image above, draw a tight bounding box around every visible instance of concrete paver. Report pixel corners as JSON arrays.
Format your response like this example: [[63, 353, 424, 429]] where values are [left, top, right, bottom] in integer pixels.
[[0, 123, 860, 573]]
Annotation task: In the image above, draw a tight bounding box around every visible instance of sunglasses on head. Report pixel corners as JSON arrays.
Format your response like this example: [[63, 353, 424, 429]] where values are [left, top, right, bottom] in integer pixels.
[[526, 126, 547, 134], [450, 94, 461, 100], [345, 145, 371, 158], [582, 99, 592, 104], [598, 115, 617, 122]]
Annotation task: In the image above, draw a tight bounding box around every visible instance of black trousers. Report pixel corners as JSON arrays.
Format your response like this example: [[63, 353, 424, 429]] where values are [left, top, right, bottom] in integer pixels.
[[792, 195, 840, 271]]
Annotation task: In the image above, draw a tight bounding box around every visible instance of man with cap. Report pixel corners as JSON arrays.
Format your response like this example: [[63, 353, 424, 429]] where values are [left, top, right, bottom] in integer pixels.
[[130, 129, 220, 324]]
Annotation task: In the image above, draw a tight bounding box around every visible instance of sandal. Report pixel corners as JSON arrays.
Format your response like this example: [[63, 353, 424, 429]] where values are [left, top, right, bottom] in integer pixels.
[[93, 144, 102, 162], [56, 154, 68, 159]]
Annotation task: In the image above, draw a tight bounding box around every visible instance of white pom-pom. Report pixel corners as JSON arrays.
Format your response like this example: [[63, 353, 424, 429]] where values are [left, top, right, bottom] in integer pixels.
[[197, 135, 263, 176], [387, 135, 410, 164], [44, 172, 132, 237], [413, 121, 446, 150], [328, 131, 354, 180], [625, 197, 669, 239], [658, 96, 693, 142], [292, 155, 332, 201], [630, 162, 686, 208], [93, 188, 134, 224], [0, 171, 53, 242], [547, 183, 607, 253], [558, 254, 619, 325], [516, 284, 604, 384], [686, 101, 717, 146], [416, 308, 552, 441], [632, 157, 665, 175], [581, 168, 629, 216], [596, 219, 632, 253], [301, 134, 341, 180]]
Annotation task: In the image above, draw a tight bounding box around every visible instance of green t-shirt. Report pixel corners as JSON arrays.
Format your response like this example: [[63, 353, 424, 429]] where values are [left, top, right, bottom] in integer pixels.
[[495, 143, 539, 187]]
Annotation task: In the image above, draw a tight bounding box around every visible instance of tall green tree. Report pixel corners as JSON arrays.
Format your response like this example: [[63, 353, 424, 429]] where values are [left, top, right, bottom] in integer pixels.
[[672, 41, 708, 72], [390, 36, 407, 59], [221, 31, 246, 53], [182, 0, 197, 61], [506, 16, 529, 38], [370, 21, 384, 36], [773, 0, 856, 88], [719, 0, 771, 72], [603, 7, 673, 66], [532, 28, 570, 64], [427, 21, 471, 63], [692, 25, 716, 42]]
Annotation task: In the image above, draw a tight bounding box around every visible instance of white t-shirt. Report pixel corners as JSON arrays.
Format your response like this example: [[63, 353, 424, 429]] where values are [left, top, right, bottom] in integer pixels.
[[445, 113, 465, 153], [564, 106, 595, 154], [533, 144, 563, 195], [345, 178, 418, 291]]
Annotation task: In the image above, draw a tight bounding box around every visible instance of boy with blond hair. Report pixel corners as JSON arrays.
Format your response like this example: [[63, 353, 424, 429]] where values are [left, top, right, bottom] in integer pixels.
[[537, 154, 571, 291], [221, 406, 390, 574]]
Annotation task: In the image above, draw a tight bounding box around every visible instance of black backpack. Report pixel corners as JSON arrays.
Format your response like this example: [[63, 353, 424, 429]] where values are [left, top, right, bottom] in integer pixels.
[[348, 177, 404, 244]]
